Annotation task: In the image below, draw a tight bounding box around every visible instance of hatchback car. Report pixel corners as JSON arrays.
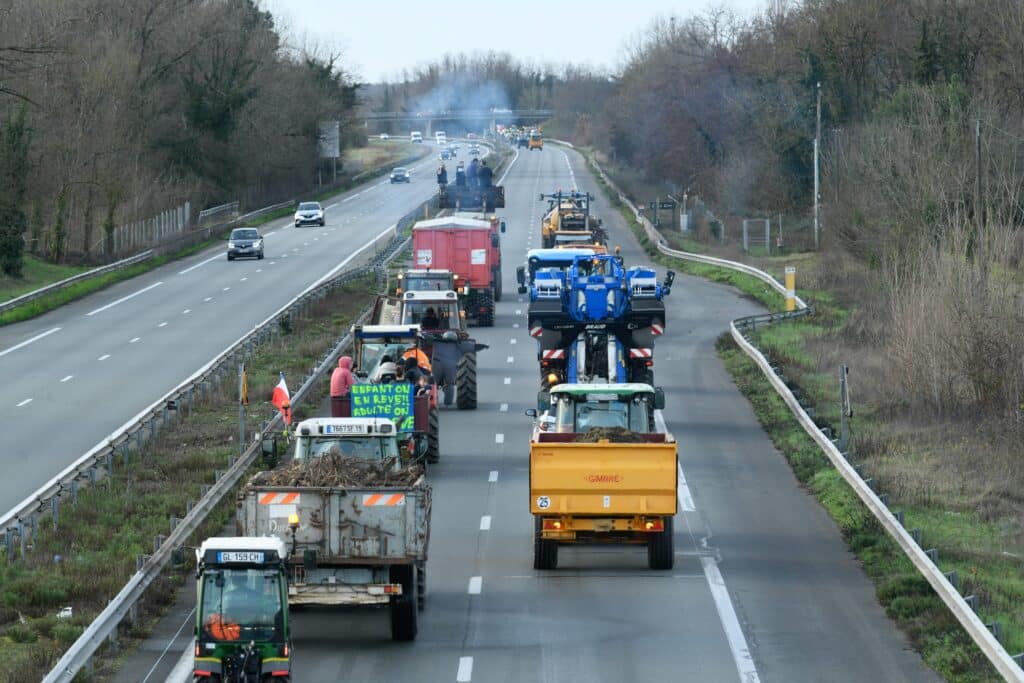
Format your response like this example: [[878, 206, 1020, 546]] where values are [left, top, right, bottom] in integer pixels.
[[294, 201, 325, 227], [440, 150, 452, 160], [227, 228, 263, 261], [390, 167, 411, 183]]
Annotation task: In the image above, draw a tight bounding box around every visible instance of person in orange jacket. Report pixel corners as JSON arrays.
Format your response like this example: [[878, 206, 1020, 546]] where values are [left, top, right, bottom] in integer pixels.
[[402, 346, 432, 374]]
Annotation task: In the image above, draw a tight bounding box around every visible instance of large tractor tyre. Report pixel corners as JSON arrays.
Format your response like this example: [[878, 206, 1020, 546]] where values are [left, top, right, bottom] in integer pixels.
[[647, 516, 675, 570], [416, 562, 427, 612], [426, 408, 440, 463], [456, 352, 478, 410], [477, 289, 495, 327], [493, 268, 503, 302], [533, 517, 559, 570], [389, 564, 418, 641]]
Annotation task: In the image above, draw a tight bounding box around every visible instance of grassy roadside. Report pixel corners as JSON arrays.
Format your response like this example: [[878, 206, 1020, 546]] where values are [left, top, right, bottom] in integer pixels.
[[576, 143, 1015, 680], [0, 276, 377, 683], [717, 335, 1000, 681], [0, 141, 428, 328]]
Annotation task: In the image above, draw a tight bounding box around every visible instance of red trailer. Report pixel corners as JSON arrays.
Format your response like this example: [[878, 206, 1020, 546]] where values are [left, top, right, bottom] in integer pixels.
[[411, 215, 506, 326]]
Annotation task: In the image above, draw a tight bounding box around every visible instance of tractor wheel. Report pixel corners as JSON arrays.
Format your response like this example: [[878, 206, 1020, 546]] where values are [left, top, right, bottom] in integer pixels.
[[477, 289, 495, 327], [533, 517, 558, 570], [389, 564, 418, 641], [426, 408, 440, 463], [647, 516, 674, 570], [456, 352, 478, 410]]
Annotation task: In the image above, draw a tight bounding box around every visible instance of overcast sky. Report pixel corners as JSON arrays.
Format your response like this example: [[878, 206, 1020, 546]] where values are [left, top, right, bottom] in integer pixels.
[[263, 1, 770, 83]]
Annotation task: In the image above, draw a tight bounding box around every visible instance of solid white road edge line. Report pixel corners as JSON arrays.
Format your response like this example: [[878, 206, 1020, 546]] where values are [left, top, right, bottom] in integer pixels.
[[178, 254, 221, 275], [0, 326, 61, 359], [702, 556, 762, 683], [655, 411, 759, 681], [140, 607, 196, 683], [654, 411, 696, 513], [468, 576, 482, 594], [456, 656, 474, 682], [86, 281, 163, 316], [164, 638, 194, 683]]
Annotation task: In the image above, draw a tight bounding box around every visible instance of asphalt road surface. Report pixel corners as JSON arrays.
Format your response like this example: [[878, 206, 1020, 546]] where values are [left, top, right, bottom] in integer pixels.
[[0, 143, 451, 515], [263, 147, 939, 682]]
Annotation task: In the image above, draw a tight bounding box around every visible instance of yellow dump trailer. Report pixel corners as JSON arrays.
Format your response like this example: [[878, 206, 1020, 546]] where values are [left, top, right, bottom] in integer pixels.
[[527, 383, 677, 570]]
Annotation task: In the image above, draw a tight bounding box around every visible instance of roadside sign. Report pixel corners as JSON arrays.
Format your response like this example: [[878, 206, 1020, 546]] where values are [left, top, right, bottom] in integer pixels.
[[659, 202, 674, 209]]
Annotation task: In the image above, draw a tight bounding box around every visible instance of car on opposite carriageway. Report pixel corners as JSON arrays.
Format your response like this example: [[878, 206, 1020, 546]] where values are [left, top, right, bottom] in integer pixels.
[[390, 167, 412, 183], [226, 227, 264, 261], [294, 201, 325, 227]]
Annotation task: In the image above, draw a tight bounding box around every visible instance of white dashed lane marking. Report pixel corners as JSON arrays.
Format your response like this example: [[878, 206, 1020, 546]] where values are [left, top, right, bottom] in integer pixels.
[[495, 433, 504, 444], [16, 398, 32, 407], [60, 375, 73, 383], [468, 576, 482, 594], [98, 354, 110, 361], [503, 377, 511, 385], [130, 337, 140, 343], [480, 516, 491, 531], [499, 403, 508, 412], [158, 322, 168, 328], [488, 470, 499, 482], [457, 657, 473, 682]]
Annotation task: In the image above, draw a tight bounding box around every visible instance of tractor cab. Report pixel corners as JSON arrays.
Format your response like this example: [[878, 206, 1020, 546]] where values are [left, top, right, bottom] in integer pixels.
[[194, 537, 290, 682]]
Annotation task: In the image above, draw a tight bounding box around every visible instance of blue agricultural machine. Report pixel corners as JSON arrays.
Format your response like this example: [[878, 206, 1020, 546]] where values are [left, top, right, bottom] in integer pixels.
[[525, 254, 674, 388]]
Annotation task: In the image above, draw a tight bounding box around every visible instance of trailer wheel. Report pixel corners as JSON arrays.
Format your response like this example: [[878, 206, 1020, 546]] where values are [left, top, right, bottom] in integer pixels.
[[456, 352, 478, 410], [533, 517, 558, 570], [426, 408, 440, 463], [492, 268, 503, 302], [477, 289, 495, 327], [389, 564, 418, 641], [647, 516, 674, 570], [416, 561, 426, 612]]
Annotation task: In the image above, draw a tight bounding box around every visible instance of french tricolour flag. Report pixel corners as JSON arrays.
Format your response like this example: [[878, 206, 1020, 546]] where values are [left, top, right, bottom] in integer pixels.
[[271, 372, 292, 425]]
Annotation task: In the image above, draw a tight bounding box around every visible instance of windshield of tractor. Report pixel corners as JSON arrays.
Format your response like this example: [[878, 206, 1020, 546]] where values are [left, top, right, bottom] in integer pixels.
[[357, 341, 410, 378], [402, 274, 453, 291], [552, 395, 651, 433], [295, 435, 398, 462], [200, 568, 284, 643], [402, 301, 460, 330]]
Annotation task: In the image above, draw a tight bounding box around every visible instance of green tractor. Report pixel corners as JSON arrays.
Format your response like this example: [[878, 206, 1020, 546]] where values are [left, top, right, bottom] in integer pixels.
[[193, 537, 291, 682]]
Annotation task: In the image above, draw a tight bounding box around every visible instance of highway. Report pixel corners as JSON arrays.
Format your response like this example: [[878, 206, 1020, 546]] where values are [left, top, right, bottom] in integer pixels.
[[0, 144, 449, 515], [257, 146, 939, 681]]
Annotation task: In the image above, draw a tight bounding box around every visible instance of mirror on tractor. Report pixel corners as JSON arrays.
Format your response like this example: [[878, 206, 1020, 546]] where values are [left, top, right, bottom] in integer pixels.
[[500, 221, 506, 233], [536, 390, 551, 413], [491, 234, 500, 248], [654, 388, 666, 410], [516, 266, 526, 285], [525, 408, 537, 418]]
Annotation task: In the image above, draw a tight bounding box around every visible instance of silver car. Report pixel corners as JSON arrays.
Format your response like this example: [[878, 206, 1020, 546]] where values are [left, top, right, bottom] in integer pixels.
[[227, 227, 264, 261], [294, 201, 325, 227]]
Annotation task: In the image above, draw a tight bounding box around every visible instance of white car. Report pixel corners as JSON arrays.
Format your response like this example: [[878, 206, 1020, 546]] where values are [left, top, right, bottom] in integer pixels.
[[379, 133, 390, 140], [294, 201, 325, 227]]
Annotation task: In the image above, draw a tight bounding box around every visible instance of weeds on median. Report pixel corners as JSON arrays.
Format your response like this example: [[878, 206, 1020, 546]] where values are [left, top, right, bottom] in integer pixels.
[[0, 276, 376, 682]]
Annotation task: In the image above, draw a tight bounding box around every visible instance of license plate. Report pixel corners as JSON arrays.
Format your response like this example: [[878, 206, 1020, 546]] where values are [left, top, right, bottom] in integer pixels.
[[592, 519, 614, 532], [217, 551, 264, 563]]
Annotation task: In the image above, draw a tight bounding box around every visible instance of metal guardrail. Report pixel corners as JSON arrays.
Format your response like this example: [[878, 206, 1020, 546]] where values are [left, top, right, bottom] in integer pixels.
[[0, 249, 155, 316], [576, 146, 1024, 681], [41, 229, 413, 682]]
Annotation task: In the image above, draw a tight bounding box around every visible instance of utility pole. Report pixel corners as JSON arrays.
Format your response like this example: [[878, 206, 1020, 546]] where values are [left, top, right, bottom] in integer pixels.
[[975, 118, 983, 233], [814, 82, 822, 249]]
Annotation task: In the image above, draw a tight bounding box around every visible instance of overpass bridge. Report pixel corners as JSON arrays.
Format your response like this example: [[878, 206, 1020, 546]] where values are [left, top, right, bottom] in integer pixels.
[[360, 108, 552, 135]]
